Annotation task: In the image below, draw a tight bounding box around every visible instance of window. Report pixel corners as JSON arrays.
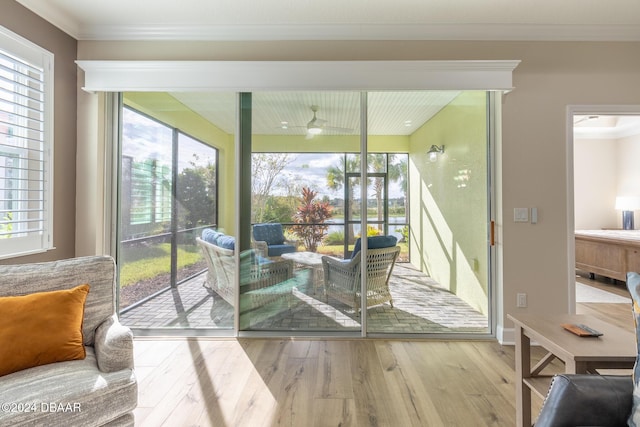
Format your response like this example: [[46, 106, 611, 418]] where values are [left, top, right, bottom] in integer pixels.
[[0, 27, 53, 258]]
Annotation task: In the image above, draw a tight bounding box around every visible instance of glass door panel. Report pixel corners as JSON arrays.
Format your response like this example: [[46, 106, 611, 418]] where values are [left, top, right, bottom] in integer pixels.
[[118, 107, 174, 314], [175, 133, 217, 284], [240, 91, 362, 333], [365, 91, 491, 335], [117, 93, 229, 331]]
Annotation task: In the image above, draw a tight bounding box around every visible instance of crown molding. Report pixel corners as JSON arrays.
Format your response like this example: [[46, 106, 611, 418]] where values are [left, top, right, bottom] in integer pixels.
[[17, 0, 640, 42], [16, 0, 81, 39], [70, 23, 640, 42]]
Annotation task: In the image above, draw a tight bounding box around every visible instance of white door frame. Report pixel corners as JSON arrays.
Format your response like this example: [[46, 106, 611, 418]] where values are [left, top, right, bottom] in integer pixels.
[[566, 104, 640, 313]]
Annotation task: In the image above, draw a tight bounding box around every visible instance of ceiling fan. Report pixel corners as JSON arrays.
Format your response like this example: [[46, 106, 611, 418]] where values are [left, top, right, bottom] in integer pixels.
[[287, 105, 353, 139]]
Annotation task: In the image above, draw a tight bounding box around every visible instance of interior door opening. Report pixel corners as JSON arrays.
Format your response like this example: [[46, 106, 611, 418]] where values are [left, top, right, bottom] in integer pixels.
[[572, 111, 640, 309]]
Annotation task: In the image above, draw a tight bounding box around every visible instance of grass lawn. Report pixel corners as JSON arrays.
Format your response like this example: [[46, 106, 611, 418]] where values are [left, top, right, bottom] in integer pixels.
[[120, 243, 203, 288]]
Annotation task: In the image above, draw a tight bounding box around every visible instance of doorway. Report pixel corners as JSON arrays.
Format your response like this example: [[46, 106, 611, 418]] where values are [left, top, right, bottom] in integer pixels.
[[570, 108, 640, 311]]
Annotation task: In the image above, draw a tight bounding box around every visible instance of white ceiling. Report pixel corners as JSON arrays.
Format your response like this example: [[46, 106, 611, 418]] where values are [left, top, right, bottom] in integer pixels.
[[574, 115, 640, 140], [169, 91, 461, 136], [16, 0, 640, 41]]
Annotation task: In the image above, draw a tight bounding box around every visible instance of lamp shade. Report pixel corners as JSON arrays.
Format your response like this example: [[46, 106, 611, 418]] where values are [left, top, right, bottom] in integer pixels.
[[615, 196, 640, 211]]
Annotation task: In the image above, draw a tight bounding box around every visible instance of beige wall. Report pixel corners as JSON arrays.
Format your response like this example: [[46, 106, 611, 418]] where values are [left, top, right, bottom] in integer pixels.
[[574, 132, 640, 230], [0, 2, 77, 264], [76, 39, 640, 340], [574, 138, 619, 229], [617, 134, 640, 206]]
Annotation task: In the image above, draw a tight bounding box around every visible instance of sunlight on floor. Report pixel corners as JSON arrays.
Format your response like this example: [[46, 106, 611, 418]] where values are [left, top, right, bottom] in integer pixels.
[[292, 287, 361, 328]]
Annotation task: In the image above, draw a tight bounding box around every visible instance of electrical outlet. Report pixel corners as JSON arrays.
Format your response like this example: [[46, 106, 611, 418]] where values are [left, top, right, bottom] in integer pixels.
[[517, 293, 527, 308]]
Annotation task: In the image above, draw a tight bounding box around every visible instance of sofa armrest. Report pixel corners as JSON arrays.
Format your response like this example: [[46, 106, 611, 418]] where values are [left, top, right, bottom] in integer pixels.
[[535, 374, 632, 427], [94, 314, 134, 372]]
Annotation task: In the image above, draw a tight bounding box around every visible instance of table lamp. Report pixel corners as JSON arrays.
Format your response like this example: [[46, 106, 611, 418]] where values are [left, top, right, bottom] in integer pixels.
[[615, 196, 640, 230]]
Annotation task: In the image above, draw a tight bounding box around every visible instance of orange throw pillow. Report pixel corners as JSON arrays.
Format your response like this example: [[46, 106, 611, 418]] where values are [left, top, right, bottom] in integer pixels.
[[0, 284, 90, 377]]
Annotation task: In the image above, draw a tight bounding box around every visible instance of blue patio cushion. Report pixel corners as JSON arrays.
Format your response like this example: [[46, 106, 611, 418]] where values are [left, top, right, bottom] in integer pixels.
[[351, 235, 398, 258], [216, 235, 236, 250], [267, 244, 296, 257], [253, 223, 285, 246], [201, 228, 222, 245]]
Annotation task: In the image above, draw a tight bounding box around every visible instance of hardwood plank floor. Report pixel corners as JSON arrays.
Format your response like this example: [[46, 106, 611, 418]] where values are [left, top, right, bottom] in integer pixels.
[[133, 281, 636, 427]]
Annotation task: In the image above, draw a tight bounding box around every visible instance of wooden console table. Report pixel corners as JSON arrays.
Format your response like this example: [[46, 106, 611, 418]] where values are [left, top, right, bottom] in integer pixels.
[[508, 313, 636, 427]]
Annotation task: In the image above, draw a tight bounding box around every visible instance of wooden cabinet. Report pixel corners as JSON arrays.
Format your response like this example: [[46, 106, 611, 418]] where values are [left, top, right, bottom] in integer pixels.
[[575, 230, 640, 282]]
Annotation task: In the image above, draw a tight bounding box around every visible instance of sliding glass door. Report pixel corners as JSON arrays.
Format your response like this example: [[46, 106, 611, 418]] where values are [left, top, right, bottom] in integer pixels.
[[115, 89, 493, 336]]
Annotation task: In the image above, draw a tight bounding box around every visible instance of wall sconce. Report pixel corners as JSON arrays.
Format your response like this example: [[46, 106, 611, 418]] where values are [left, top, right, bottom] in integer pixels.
[[615, 196, 640, 230], [427, 145, 445, 162]]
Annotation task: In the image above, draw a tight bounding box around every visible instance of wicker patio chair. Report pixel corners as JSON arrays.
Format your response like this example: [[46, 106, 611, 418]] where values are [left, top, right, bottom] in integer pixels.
[[322, 245, 400, 314], [196, 237, 294, 312]]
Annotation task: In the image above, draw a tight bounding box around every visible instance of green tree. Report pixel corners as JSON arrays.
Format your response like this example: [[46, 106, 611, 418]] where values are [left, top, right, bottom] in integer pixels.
[[176, 162, 217, 228], [251, 153, 295, 223]]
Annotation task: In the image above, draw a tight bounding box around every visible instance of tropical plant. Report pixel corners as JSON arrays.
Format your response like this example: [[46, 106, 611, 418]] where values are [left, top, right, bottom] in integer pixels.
[[291, 187, 333, 252]]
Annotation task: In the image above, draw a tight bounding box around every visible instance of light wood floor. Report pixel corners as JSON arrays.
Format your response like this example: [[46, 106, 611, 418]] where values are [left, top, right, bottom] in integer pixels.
[[133, 278, 635, 427]]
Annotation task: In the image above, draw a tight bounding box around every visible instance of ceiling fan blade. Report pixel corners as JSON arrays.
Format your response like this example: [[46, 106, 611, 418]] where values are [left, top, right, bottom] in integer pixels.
[[324, 125, 353, 133]]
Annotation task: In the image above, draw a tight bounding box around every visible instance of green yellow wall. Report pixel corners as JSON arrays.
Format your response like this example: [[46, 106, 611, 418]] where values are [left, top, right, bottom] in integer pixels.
[[408, 91, 489, 315]]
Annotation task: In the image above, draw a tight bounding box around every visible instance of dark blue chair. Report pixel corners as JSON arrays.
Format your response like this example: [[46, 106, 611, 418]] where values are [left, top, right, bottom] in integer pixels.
[[351, 235, 398, 258], [252, 223, 297, 257]]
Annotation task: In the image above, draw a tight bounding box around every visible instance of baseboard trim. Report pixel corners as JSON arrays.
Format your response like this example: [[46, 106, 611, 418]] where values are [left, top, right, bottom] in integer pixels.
[[498, 325, 514, 345]]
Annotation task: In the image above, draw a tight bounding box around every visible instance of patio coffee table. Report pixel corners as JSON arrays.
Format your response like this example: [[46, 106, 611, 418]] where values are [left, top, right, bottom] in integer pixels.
[[508, 313, 636, 427], [281, 251, 325, 294]]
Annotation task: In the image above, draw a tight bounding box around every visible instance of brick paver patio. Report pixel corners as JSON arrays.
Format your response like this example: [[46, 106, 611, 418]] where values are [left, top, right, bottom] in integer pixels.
[[119, 263, 488, 334]]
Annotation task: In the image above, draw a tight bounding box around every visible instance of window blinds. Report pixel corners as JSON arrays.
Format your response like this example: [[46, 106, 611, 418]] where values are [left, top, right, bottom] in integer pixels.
[[0, 27, 53, 258]]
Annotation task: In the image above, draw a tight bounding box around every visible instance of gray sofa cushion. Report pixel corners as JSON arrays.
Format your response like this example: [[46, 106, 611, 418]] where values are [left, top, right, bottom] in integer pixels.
[[0, 347, 137, 427]]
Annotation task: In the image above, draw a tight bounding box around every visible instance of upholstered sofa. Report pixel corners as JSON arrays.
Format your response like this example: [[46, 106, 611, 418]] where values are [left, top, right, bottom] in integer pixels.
[[535, 374, 632, 426], [0, 256, 137, 427], [197, 229, 296, 315]]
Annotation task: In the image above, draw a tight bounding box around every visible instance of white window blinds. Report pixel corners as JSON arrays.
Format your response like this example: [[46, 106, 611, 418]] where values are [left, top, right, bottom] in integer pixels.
[[0, 27, 53, 258]]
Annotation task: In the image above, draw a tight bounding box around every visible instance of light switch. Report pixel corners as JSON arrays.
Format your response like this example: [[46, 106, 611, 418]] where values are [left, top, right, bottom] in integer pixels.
[[514, 208, 529, 222]]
